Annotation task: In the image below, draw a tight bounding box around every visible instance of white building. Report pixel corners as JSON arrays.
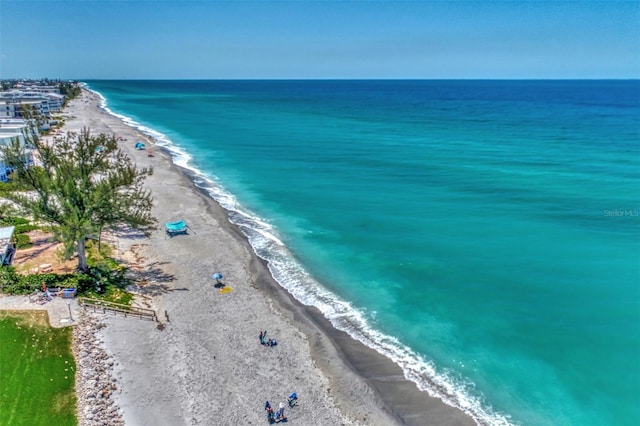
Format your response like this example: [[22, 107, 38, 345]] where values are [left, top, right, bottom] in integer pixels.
[[22, 85, 61, 94], [0, 98, 48, 118], [44, 93, 65, 111], [0, 119, 29, 143], [0, 91, 65, 118], [0, 101, 11, 118], [0, 119, 31, 182]]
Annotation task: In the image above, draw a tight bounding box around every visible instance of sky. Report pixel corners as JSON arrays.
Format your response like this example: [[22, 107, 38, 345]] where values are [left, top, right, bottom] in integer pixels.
[[0, 0, 638, 80]]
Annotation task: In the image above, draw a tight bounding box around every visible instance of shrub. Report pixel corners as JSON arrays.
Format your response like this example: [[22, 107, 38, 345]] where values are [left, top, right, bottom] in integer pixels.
[[86, 239, 117, 265], [1, 251, 133, 304], [70, 272, 97, 295], [63, 265, 129, 296], [88, 265, 128, 290], [1, 272, 73, 294], [0, 267, 19, 290], [15, 233, 31, 249], [14, 223, 37, 234], [1, 217, 28, 226]]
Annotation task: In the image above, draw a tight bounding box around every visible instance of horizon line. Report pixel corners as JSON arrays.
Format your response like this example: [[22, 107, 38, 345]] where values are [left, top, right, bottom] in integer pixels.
[[2, 77, 639, 82], [83, 78, 639, 83]]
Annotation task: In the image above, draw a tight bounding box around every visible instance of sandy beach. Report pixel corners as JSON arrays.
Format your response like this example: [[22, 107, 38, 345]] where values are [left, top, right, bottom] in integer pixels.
[[55, 89, 476, 426]]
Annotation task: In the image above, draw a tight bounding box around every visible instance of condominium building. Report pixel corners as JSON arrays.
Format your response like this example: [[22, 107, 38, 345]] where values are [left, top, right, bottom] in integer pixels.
[[0, 118, 31, 182], [0, 90, 65, 118]]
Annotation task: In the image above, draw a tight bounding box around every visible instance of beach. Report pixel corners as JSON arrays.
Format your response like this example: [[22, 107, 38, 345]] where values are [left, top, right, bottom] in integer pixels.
[[58, 89, 476, 426]]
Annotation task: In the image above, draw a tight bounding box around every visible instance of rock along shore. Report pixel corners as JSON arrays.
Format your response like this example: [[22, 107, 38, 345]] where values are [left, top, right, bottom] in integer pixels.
[[73, 311, 124, 426]]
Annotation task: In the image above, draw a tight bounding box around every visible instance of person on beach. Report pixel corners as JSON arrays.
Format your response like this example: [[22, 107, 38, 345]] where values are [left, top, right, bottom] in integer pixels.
[[277, 402, 285, 420], [265, 401, 275, 423], [259, 331, 264, 344]]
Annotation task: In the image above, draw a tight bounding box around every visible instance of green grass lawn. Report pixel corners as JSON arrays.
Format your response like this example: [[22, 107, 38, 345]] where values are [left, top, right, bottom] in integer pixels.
[[0, 311, 77, 426]]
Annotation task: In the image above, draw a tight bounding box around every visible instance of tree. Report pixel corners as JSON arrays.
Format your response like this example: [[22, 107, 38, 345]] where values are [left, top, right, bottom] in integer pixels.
[[58, 81, 81, 103], [0, 127, 156, 272]]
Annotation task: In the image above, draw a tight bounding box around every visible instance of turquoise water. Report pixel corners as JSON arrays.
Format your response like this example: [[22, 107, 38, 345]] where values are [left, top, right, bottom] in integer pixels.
[[86, 80, 640, 425]]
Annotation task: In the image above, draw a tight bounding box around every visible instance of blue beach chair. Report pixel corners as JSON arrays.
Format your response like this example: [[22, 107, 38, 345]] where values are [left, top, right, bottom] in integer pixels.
[[287, 392, 298, 407]]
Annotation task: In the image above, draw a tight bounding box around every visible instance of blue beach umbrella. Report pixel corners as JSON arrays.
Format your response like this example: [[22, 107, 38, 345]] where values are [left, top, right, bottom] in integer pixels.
[[212, 272, 223, 283]]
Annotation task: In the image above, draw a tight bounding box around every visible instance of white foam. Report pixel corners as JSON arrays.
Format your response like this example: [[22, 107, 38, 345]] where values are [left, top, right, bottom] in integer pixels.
[[85, 84, 515, 426]]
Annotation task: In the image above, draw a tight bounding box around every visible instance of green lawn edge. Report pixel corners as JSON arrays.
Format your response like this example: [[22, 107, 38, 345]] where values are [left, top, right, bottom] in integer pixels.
[[0, 311, 77, 426]]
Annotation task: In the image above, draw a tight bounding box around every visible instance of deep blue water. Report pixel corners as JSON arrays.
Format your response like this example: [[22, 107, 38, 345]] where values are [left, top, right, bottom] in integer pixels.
[[86, 80, 640, 425]]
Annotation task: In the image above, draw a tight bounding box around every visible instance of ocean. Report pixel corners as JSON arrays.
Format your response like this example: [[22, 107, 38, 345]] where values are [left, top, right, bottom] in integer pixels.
[[85, 80, 640, 425]]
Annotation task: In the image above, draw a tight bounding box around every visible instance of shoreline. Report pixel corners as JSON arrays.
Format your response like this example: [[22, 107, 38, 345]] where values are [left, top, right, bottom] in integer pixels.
[[64, 88, 476, 426]]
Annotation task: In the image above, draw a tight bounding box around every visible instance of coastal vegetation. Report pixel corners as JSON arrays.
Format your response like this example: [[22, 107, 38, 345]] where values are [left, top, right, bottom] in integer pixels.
[[0, 122, 156, 303], [0, 310, 77, 426], [0, 128, 156, 273], [57, 82, 81, 103], [0, 206, 130, 303], [0, 262, 128, 303]]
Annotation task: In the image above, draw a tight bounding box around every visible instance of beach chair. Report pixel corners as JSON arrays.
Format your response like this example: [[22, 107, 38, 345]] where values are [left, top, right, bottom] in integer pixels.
[[287, 392, 298, 407], [165, 220, 188, 237]]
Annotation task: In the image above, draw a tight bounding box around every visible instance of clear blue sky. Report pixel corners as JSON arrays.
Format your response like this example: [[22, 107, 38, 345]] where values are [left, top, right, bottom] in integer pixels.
[[0, 0, 638, 79]]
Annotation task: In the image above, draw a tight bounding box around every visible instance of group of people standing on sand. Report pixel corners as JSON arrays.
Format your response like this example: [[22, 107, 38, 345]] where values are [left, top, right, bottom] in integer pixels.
[[264, 394, 297, 424], [264, 400, 286, 423], [259, 330, 278, 347]]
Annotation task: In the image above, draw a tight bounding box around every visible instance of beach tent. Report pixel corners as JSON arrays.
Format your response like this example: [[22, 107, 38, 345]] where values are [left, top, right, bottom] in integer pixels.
[[135, 142, 146, 150], [165, 220, 188, 237]]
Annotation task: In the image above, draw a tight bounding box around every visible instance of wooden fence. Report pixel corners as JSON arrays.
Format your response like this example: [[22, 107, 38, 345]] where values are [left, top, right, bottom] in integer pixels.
[[78, 297, 157, 322]]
